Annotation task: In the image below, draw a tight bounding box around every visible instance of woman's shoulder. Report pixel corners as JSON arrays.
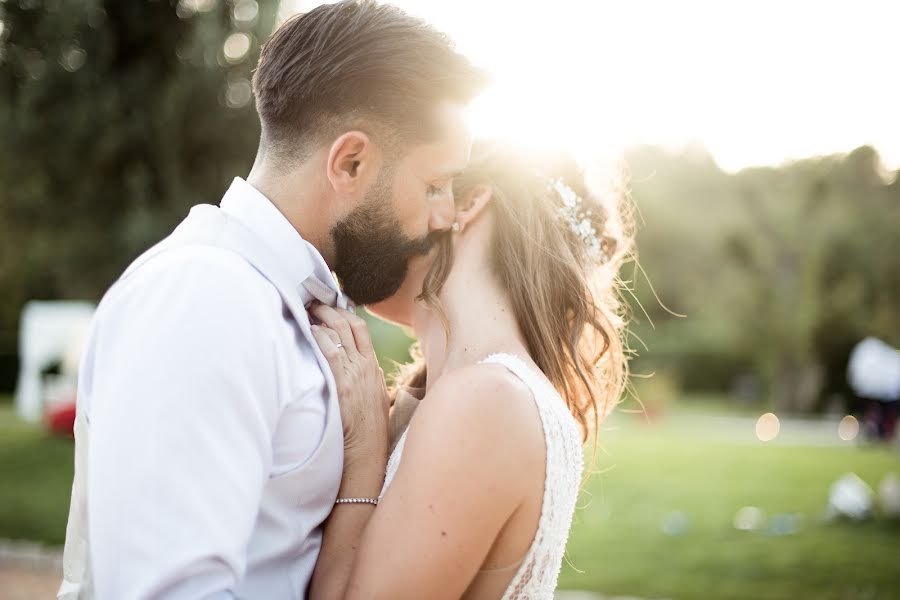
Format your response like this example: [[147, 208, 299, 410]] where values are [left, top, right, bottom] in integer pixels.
[[408, 361, 546, 467]]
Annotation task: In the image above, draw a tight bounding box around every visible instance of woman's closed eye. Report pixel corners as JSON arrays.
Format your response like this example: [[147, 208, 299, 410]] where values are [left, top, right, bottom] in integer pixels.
[[427, 183, 451, 200]]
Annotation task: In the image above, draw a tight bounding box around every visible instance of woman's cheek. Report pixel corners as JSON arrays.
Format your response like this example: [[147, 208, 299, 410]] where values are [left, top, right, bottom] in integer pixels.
[[366, 273, 420, 325], [364, 250, 436, 325]]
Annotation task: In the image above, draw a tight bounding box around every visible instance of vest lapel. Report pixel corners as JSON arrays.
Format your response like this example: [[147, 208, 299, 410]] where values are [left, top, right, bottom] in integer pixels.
[[120, 204, 340, 427]]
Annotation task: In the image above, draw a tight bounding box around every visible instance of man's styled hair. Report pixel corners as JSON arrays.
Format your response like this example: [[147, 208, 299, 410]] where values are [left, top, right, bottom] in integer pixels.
[[253, 0, 487, 162]]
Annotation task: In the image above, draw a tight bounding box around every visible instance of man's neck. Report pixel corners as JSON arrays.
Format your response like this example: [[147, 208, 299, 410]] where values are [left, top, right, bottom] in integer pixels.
[[247, 159, 335, 266]]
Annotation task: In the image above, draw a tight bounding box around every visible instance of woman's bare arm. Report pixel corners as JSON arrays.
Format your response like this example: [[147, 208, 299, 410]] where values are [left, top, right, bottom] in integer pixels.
[[305, 306, 543, 599], [307, 305, 390, 600], [308, 450, 386, 600], [341, 364, 542, 599]]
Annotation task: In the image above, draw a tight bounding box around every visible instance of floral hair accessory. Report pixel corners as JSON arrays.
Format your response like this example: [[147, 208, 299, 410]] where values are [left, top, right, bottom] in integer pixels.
[[549, 178, 614, 264]]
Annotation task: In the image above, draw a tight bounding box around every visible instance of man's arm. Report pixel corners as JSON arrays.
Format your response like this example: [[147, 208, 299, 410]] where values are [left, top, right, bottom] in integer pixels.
[[86, 248, 282, 599]]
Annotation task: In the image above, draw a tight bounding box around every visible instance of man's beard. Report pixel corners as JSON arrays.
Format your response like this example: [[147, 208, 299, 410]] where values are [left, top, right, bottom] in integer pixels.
[[331, 174, 441, 305]]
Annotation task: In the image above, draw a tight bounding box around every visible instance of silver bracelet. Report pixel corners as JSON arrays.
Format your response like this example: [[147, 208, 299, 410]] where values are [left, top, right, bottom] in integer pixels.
[[334, 497, 379, 506]]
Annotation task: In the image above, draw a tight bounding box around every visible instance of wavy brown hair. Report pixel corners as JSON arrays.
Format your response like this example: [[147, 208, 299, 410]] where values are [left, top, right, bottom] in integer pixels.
[[394, 140, 634, 446]]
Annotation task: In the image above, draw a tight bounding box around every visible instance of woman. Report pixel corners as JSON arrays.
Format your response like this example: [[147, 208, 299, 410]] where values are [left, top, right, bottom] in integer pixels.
[[308, 141, 632, 599]]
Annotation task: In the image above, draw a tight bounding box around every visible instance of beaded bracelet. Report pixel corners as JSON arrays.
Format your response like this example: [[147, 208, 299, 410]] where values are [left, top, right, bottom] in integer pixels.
[[335, 497, 379, 506]]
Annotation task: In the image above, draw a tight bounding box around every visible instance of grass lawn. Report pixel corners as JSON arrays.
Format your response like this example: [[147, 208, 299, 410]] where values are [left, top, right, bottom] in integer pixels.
[[0, 400, 74, 545], [1, 396, 898, 598], [559, 414, 900, 599]]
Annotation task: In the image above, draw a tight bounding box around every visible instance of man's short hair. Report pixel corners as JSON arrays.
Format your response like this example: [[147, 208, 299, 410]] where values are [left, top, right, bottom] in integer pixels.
[[252, 0, 487, 162]]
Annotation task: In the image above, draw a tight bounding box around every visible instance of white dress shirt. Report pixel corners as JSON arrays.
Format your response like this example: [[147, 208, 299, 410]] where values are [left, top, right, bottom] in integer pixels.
[[59, 178, 344, 599]]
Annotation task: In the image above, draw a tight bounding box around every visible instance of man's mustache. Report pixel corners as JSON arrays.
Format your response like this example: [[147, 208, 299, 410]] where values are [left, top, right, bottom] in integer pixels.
[[347, 229, 446, 261], [372, 229, 445, 258]]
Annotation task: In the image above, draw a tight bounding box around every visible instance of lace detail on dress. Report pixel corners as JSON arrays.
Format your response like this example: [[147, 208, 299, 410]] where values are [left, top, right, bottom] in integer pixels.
[[379, 353, 584, 600]]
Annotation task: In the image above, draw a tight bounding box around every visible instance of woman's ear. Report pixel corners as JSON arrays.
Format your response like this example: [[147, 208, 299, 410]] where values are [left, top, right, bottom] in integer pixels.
[[455, 184, 493, 232]]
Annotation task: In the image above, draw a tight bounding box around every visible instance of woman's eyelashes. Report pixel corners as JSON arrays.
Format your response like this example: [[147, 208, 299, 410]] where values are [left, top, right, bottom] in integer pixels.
[[427, 182, 451, 200]]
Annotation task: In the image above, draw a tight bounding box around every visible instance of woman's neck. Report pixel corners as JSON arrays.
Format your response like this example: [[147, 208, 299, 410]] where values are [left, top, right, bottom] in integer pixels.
[[412, 261, 530, 391]]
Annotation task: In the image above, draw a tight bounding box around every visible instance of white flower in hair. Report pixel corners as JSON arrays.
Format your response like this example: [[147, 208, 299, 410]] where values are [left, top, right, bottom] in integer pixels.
[[550, 178, 607, 263]]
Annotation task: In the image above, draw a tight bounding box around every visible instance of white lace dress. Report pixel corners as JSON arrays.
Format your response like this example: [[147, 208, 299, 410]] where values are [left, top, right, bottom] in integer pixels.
[[380, 353, 585, 600]]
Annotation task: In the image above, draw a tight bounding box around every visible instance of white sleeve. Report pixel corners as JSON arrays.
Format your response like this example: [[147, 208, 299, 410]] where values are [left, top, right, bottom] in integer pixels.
[[85, 247, 283, 599]]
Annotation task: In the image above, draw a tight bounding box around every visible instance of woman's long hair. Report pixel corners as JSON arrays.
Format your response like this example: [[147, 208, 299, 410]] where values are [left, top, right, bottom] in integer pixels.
[[394, 140, 634, 451]]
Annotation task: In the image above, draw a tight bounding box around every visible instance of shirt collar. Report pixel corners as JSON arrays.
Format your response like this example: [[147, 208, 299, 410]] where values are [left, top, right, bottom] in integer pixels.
[[219, 177, 341, 304]]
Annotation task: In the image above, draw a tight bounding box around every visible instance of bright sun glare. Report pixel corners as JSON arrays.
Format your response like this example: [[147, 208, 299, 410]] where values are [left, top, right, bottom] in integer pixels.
[[288, 0, 900, 173]]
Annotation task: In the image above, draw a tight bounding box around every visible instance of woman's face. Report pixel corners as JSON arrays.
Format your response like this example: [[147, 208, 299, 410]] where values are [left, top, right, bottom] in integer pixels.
[[365, 183, 494, 328], [365, 246, 440, 327]]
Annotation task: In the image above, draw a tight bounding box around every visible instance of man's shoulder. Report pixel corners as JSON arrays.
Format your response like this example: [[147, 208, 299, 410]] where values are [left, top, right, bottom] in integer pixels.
[[102, 244, 287, 323], [127, 243, 262, 285]]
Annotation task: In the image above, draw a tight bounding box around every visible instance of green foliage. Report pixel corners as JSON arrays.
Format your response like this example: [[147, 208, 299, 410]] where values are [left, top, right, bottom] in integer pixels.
[[0, 0, 278, 387], [0, 2, 897, 413], [626, 146, 900, 412], [361, 310, 417, 381]]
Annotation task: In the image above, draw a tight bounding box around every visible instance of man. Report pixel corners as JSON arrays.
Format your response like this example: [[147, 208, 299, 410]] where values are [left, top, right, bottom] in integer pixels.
[[57, 1, 486, 598], [848, 337, 900, 441]]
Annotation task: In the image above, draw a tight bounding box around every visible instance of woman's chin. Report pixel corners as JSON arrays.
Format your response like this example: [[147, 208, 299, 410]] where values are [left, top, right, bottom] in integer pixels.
[[365, 298, 413, 329]]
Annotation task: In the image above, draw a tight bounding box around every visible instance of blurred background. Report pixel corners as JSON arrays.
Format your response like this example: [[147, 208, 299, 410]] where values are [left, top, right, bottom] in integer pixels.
[[1, 0, 898, 598]]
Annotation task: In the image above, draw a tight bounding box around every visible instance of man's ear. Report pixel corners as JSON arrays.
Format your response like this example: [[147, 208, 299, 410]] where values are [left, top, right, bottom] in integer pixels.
[[455, 184, 493, 231], [326, 131, 379, 194]]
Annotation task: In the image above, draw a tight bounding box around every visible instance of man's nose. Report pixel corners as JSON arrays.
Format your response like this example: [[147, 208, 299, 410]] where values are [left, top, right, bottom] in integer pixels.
[[428, 194, 456, 232]]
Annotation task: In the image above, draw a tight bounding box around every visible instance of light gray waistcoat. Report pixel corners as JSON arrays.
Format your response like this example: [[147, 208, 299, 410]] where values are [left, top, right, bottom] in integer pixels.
[[58, 204, 344, 599]]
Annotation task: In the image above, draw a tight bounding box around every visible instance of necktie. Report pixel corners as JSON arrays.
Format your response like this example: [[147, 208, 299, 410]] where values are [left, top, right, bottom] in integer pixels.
[[301, 274, 354, 310]]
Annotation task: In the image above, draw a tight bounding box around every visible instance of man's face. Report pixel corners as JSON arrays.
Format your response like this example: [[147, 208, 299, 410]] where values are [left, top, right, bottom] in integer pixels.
[[330, 103, 471, 305]]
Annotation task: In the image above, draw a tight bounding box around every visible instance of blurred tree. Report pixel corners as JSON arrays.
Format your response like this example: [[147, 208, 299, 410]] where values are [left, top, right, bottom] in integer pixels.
[[627, 145, 899, 413], [0, 0, 277, 390], [0, 2, 897, 411]]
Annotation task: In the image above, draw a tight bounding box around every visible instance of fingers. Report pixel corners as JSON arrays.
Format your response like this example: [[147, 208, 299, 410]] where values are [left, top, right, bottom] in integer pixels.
[[338, 307, 375, 357], [309, 304, 374, 357], [321, 325, 342, 347], [310, 324, 346, 376], [310, 304, 355, 355]]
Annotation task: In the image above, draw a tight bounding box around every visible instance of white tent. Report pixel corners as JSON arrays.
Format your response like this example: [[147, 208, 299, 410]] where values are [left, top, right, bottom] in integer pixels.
[[14, 300, 96, 422]]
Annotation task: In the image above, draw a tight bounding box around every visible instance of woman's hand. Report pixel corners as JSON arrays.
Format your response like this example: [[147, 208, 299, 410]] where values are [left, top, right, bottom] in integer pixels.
[[309, 304, 390, 494], [307, 305, 391, 600]]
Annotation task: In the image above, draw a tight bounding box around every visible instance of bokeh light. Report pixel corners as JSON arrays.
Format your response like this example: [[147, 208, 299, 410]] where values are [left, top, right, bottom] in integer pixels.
[[755, 412, 780, 442], [225, 78, 253, 108], [176, 0, 216, 19], [233, 0, 260, 25], [838, 415, 860, 442], [223, 32, 252, 63], [60, 45, 86, 73], [733, 506, 765, 531], [659, 510, 690, 536]]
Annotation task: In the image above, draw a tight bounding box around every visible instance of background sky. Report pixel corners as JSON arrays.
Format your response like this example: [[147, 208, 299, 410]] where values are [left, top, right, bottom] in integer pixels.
[[287, 0, 900, 173]]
